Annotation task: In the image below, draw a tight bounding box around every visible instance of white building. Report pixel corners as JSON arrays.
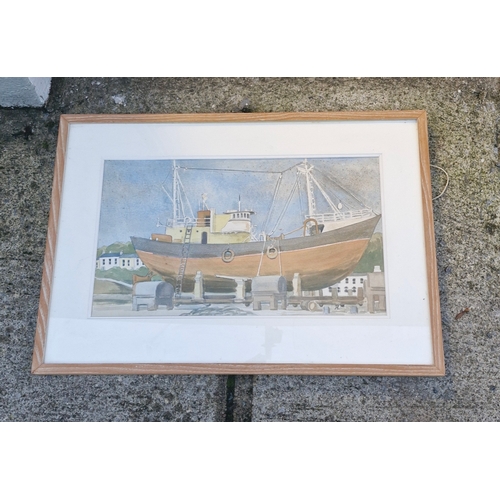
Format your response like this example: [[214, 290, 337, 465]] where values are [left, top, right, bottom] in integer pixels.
[[96, 252, 144, 271], [119, 253, 144, 271], [326, 272, 368, 297]]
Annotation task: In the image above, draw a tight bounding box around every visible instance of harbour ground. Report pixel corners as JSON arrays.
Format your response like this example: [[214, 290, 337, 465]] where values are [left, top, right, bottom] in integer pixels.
[[91, 295, 376, 317]]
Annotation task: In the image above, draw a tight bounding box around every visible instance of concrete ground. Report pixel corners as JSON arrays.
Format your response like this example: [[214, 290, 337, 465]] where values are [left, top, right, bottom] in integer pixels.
[[1, 77, 499, 421]]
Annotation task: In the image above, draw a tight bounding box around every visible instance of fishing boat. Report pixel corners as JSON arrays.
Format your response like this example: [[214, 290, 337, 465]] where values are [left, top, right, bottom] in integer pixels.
[[131, 160, 381, 293]]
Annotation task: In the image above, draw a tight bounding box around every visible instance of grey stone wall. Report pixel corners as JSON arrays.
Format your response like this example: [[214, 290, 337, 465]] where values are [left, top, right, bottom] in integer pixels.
[[1, 77, 499, 421]]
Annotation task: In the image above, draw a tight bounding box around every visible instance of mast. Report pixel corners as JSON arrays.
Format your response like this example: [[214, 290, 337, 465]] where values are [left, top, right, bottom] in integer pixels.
[[171, 161, 194, 224], [298, 160, 316, 216], [172, 160, 180, 223]]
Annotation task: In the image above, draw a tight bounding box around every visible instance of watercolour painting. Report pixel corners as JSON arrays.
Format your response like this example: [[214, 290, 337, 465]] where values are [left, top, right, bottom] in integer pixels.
[[32, 112, 444, 375], [92, 157, 386, 318]]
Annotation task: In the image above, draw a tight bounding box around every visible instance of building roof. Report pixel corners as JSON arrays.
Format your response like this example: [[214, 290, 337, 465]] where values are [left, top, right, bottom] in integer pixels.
[[120, 253, 139, 259], [98, 252, 122, 259]]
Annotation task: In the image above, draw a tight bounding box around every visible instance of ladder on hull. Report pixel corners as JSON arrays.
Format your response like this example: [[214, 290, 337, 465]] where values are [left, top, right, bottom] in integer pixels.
[[175, 224, 193, 297]]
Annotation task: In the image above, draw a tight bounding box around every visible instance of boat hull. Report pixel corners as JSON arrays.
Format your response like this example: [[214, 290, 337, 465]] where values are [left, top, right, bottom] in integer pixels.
[[132, 215, 380, 292]]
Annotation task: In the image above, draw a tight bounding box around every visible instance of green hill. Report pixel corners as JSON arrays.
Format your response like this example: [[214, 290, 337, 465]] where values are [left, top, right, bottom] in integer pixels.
[[354, 232, 384, 273], [96, 241, 135, 258]]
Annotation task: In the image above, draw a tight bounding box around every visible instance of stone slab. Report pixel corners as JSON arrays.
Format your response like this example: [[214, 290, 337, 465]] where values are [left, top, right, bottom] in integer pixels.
[[0, 77, 51, 108], [1, 77, 499, 421]]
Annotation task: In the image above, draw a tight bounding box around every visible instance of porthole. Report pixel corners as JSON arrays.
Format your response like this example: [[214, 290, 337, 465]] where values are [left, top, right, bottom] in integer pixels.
[[221, 249, 235, 263], [266, 245, 278, 259]]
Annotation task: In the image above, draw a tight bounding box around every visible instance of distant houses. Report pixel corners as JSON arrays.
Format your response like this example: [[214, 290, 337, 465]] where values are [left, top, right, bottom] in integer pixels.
[[331, 273, 367, 297], [327, 265, 386, 313], [96, 252, 144, 271], [363, 266, 386, 313]]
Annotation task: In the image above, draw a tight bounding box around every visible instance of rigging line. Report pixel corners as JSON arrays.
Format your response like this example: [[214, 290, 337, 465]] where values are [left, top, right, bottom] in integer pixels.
[[177, 186, 186, 219], [269, 177, 299, 235], [176, 174, 195, 219], [307, 170, 352, 210], [168, 160, 306, 175], [256, 238, 267, 277], [277, 160, 310, 175], [310, 173, 341, 214], [263, 173, 283, 233], [297, 172, 304, 217], [318, 169, 368, 209], [172, 163, 180, 221], [161, 184, 173, 204], [175, 166, 284, 174], [277, 239, 283, 276], [283, 225, 304, 237]]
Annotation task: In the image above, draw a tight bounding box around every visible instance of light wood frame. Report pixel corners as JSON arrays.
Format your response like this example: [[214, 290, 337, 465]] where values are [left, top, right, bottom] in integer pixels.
[[32, 111, 444, 376]]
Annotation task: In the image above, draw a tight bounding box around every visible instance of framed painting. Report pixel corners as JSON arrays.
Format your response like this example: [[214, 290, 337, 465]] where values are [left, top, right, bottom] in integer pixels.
[[32, 111, 445, 375]]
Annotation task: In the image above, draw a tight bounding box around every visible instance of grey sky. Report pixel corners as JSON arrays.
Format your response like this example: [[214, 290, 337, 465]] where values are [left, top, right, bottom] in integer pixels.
[[97, 157, 381, 247]]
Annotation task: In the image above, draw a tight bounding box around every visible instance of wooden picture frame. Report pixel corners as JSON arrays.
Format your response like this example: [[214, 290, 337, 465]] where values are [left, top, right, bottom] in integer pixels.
[[32, 111, 444, 375]]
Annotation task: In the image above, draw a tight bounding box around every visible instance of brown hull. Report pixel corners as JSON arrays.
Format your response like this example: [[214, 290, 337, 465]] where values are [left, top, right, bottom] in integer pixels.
[[136, 238, 370, 292], [132, 214, 381, 292]]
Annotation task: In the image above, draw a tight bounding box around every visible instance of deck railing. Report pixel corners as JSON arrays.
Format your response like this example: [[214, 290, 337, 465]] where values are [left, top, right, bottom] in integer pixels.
[[167, 217, 209, 227], [304, 209, 373, 224]]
